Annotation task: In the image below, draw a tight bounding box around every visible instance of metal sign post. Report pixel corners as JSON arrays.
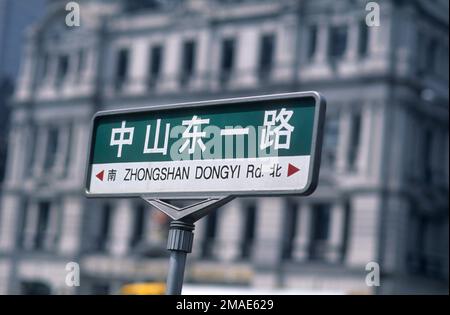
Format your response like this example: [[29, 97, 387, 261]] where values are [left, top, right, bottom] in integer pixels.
[[84, 91, 326, 295], [145, 197, 234, 294], [165, 220, 194, 295]]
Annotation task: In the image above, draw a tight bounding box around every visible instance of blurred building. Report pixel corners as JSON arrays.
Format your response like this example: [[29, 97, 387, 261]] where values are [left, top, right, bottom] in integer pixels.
[[0, 0, 47, 182], [0, 0, 448, 295]]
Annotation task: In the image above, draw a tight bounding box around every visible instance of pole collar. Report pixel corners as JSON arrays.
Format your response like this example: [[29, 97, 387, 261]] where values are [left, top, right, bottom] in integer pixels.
[[167, 220, 195, 253]]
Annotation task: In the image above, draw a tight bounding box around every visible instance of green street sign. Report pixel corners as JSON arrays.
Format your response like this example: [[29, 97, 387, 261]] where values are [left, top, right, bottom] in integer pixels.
[[85, 92, 326, 198]]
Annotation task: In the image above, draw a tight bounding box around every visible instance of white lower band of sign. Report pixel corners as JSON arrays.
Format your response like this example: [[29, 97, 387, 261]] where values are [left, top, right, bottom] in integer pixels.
[[89, 155, 310, 195]]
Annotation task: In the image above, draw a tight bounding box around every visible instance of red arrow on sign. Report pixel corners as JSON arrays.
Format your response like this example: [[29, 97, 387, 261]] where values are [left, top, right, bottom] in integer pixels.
[[96, 170, 104, 181], [287, 163, 300, 177]]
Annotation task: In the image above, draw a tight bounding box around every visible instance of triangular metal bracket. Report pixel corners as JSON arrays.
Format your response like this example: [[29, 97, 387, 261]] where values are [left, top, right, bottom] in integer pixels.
[[142, 195, 235, 223]]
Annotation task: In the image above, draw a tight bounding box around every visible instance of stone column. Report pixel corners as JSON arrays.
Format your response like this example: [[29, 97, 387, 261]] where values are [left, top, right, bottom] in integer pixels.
[[83, 47, 97, 93], [273, 14, 297, 82], [4, 125, 26, 187], [146, 209, 169, 249], [191, 215, 206, 258], [336, 106, 351, 174], [0, 261, 12, 294], [357, 104, 374, 177], [379, 195, 409, 275], [192, 29, 210, 90], [127, 40, 148, 95], [65, 51, 79, 88], [42, 53, 58, 96], [58, 197, 83, 255], [109, 200, 133, 256], [0, 195, 22, 251], [145, 209, 158, 243], [216, 200, 244, 262], [44, 201, 59, 250], [314, 22, 328, 63], [207, 28, 222, 92], [367, 9, 391, 72], [371, 103, 387, 184], [312, 21, 331, 78], [54, 124, 70, 177], [15, 39, 36, 100], [252, 198, 284, 289], [293, 203, 312, 261], [326, 202, 345, 262], [252, 198, 284, 265], [23, 202, 38, 250], [160, 34, 180, 92], [234, 27, 258, 88], [346, 195, 380, 267], [345, 19, 359, 62], [385, 105, 409, 188], [33, 126, 48, 178], [68, 120, 90, 185]]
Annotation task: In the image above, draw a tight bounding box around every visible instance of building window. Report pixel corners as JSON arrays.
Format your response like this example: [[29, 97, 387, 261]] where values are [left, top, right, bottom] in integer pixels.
[[328, 25, 348, 59], [281, 201, 299, 260], [308, 25, 317, 60], [220, 38, 235, 84], [423, 129, 433, 183], [95, 204, 112, 252], [148, 45, 163, 87], [201, 209, 218, 259], [77, 49, 85, 81], [63, 124, 73, 177], [322, 112, 340, 167], [40, 53, 49, 80], [309, 203, 331, 261], [34, 201, 51, 250], [56, 54, 69, 87], [410, 212, 427, 275], [180, 40, 196, 85], [347, 111, 361, 171], [115, 48, 129, 90], [341, 200, 351, 261], [16, 199, 29, 249], [416, 32, 424, 75], [442, 45, 449, 80], [426, 39, 438, 75], [130, 203, 146, 248], [240, 203, 256, 259], [258, 34, 275, 81], [124, 0, 164, 12], [43, 127, 59, 172], [25, 126, 37, 177], [358, 20, 369, 57]]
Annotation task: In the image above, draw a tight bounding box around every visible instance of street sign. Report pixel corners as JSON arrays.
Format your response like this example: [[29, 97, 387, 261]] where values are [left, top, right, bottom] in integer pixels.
[[85, 91, 326, 198]]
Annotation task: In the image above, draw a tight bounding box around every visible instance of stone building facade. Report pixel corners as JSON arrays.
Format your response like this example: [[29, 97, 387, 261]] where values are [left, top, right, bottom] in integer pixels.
[[0, 0, 448, 294]]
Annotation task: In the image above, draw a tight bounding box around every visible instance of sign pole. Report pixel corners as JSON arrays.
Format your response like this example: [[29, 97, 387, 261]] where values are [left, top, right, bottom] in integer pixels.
[[145, 196, 235, 295], [165, 220, 195, 295]]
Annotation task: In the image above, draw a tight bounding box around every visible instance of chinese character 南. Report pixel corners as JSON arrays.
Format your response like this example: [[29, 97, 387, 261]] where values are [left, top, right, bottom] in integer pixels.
[[107, 169, 117, 181], [110, 121, 134, 158], [260, 108, 294, 150], [179, 115, 210, 154], [143, 119, 171, 155]]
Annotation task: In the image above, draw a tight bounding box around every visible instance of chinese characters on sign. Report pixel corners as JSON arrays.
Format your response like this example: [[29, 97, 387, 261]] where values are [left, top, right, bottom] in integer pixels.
[[110, 121, 134, 158], [109, 109, 294, 158], [260, 109, 295, 150]]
